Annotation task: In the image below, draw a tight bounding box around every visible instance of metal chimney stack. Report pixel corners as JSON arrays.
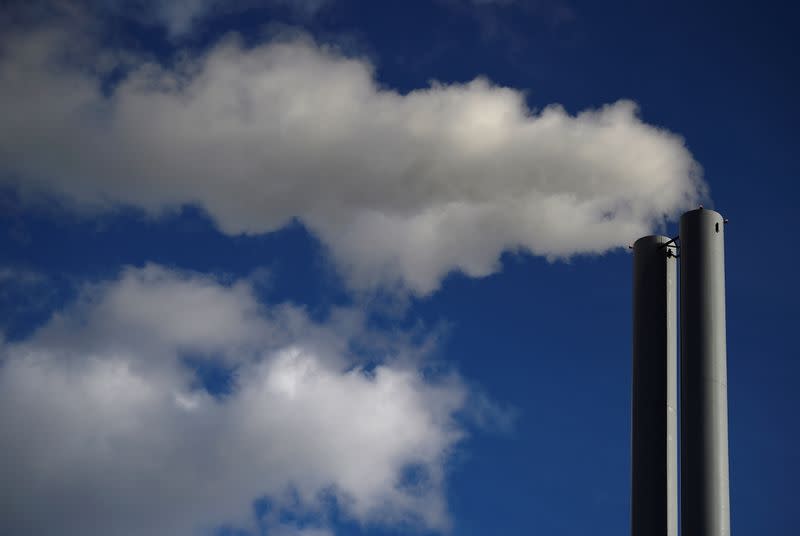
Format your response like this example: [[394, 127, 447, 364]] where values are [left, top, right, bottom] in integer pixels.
[[631, 236, 678, 536], [631, 208, 731, 536], [679, 208, 731, 536]]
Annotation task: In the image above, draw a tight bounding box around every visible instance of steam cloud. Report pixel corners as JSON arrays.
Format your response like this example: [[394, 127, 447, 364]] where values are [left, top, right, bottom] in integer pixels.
[[0, 19, 704, 293]]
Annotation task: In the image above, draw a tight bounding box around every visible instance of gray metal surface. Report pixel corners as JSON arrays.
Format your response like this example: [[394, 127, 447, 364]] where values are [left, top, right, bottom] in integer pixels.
[[680, 208, 731, 536], [631, 235, 678, 536]]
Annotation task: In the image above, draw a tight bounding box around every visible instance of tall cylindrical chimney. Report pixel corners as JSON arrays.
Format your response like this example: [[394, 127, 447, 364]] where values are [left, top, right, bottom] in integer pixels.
[[680, 208, 731, 536], [631, 235, 678, 536]]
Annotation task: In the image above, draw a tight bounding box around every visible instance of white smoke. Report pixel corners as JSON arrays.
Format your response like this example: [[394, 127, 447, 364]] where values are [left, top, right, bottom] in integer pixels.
[[0, 17, 704, 293]]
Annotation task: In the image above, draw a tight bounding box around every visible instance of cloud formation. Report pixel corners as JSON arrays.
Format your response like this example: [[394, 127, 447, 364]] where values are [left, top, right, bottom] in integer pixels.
[[0, 265, 467, 536], [0, 16, 704, 293]]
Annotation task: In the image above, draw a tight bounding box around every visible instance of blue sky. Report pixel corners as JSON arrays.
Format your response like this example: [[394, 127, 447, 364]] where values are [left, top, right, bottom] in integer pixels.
[[0, 1, 797, 535]]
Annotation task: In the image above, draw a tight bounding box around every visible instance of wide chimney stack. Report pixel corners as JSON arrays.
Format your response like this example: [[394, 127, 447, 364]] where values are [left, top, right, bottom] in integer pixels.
[[680, 208, 731, 536]]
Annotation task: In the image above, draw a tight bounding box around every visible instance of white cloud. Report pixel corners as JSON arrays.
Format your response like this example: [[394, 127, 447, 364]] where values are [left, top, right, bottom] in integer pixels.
[[0, 265, 468, 536], [0, 19, 704, 293]]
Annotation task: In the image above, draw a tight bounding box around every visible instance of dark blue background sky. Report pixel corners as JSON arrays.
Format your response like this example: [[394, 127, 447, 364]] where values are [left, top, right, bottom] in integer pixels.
[[1, 1, 798, 535]]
